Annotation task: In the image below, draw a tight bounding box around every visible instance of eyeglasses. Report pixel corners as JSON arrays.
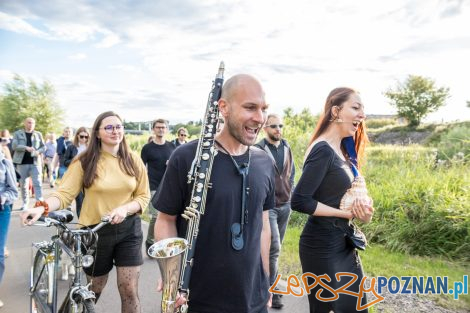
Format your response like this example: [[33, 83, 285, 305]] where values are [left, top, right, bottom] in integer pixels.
[[79, 135, 89, 139], [100, 124, 124, 134], [179, 133, 187, 137], [266, 124, 283, 129], [154, 126, 166, 130]]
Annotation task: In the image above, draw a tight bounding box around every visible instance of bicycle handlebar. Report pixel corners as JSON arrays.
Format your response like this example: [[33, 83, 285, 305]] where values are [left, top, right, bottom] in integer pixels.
[[30, 210, 112, 234]]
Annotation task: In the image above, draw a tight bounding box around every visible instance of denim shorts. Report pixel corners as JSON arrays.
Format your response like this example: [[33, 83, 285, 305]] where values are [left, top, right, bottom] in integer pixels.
[[84, 215, 143, 277]]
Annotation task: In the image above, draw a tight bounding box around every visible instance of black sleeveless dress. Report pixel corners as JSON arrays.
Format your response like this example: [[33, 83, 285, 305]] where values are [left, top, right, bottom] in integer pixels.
[[292, 142, 368, 313]]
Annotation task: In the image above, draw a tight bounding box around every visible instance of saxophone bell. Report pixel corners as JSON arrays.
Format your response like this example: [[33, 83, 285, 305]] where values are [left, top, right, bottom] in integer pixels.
[[148, 238, 189, 313]]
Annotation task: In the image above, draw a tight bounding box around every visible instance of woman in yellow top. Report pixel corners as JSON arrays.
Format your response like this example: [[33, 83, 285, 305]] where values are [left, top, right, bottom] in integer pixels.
[[21, 111, 150, 313]]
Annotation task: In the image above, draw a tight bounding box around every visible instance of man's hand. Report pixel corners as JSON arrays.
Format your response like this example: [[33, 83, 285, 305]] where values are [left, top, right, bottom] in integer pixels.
[[156, 278, 188, 308], [267, 292, 272, 308]]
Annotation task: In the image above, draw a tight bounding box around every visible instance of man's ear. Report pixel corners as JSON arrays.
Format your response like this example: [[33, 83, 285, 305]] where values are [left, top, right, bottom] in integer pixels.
[[218, 98, 229, 118]]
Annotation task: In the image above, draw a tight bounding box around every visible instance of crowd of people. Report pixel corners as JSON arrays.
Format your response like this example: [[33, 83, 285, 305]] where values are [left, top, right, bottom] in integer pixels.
[[0, 73, 374, 313]]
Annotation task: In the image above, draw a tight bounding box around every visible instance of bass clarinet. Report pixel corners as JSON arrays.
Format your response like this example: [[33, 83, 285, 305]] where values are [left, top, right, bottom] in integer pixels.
[[148, 62, 225, 313]]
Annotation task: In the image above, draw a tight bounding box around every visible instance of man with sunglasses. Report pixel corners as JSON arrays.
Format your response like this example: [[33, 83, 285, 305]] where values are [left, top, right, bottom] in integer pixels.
[[141, 119, 176, 255], [255, 113, 295, 309], [172, 127, 188, 147]]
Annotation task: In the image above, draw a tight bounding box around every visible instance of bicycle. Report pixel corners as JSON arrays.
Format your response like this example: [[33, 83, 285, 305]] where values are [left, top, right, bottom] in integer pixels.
[[28, 210, 110, 313]]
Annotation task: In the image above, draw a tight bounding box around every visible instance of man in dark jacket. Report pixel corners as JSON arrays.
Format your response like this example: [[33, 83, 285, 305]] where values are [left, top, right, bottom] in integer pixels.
[[255, 113, 295, 309], [56, 127, 73, 179], [12, 117, 45, 210]]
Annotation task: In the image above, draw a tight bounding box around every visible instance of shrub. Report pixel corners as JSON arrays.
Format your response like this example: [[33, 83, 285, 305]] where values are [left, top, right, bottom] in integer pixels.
[[425, 121, 470, 161]]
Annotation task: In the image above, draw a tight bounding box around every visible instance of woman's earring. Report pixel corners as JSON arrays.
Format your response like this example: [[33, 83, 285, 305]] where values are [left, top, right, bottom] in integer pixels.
[[329, 115, 343, 123]]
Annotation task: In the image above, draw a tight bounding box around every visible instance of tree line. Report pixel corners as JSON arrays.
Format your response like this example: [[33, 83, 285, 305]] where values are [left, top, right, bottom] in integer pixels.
[[0, 73, 465, 134]]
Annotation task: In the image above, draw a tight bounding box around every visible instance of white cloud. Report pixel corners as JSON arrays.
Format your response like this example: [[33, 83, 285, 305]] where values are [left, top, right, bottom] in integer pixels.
[[68, 53, 87, 60], [0, 69, 15, 82], [95, 31, 121, 48], [0, 11, 50, 38], [1, 0, 469, 125], [45, 22, 98, 42]]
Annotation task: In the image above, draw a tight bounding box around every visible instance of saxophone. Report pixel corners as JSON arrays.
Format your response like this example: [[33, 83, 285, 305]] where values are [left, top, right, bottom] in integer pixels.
[[148, 62, 225, 313]]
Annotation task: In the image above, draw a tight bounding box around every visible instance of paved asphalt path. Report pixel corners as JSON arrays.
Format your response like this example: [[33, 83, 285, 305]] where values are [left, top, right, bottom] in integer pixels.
[[1, 186, 309, 313]]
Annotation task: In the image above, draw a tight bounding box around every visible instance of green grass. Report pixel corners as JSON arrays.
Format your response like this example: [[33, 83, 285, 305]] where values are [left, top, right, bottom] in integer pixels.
[[279, 226, 470, 311], [362, 145, 470, 261]]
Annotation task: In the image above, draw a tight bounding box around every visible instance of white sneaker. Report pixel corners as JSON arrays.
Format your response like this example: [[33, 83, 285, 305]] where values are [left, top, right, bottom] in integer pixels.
[[61, 263, 69, 281]]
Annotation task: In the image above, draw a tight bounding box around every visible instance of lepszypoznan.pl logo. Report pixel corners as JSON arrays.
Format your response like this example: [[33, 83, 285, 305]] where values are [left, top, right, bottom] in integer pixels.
[[270, 273, 468, 311]]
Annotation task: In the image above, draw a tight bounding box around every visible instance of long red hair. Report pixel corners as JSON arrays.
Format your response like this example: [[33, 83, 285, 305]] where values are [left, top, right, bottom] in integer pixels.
[[308, 87, 369, 168]]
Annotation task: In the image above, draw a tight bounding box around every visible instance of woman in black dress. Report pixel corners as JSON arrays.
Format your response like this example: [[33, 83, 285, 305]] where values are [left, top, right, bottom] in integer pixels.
[[291, 87, 374, 313]]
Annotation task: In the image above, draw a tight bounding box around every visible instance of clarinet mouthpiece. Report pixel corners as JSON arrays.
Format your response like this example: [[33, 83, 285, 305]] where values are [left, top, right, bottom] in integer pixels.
[[217, 61, 224, 79]]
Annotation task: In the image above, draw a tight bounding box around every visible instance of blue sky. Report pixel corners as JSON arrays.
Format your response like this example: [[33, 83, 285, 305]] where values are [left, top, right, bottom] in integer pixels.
[[1, 0, 469, 127]]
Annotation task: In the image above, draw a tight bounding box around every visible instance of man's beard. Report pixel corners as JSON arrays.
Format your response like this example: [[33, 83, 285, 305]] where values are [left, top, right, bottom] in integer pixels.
[[226, 118, 257, 147], [268, 133, 281, 142]]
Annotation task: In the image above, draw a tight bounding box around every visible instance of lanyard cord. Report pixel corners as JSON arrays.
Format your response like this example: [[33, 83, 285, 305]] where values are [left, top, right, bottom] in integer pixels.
[[215, 140, 250, 251]]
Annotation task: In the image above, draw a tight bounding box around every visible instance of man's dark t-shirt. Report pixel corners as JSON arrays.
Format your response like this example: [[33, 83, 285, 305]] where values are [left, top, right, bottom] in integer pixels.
[[141, 141, 175, 190], [266, 140, 285, 173], [21, 132, 34, 164], [154, 140, 275, 313]]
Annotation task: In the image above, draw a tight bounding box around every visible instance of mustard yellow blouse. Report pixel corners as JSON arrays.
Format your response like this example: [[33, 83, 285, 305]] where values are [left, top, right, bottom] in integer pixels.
[[51, 150, 150, 226]]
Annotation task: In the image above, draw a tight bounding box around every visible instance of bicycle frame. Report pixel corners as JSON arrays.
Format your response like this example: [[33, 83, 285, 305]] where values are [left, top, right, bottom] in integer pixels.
[[29, 212, 109, 313]]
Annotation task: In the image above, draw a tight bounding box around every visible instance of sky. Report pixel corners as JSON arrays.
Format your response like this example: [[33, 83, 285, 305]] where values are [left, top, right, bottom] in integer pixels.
[[1, 0, 470, 128]]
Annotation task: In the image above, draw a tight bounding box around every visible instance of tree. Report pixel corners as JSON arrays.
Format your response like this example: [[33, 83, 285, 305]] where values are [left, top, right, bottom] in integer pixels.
[[467, 100, 470, 108], [384, 75, 450, 127], [282, 107, 319, 170], [0, 74, 64, 134]]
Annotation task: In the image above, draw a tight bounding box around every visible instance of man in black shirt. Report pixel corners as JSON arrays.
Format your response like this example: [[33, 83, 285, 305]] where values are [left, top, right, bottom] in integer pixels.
[[154, 74, 275, 313], [255, 114, 295, 309], [141, 118, 175, 254], [12, 117, 45, 210]]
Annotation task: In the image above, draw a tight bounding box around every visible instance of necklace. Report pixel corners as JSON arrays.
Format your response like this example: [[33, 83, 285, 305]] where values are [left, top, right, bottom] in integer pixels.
[[215, 140, 250, 251]]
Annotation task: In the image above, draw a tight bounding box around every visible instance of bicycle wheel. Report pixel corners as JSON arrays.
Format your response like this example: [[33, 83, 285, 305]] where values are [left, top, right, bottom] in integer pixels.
[[30, 251, 54, 313]]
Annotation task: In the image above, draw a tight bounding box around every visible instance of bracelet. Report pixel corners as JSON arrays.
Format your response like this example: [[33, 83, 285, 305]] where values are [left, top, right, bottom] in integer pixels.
[[34, 200, 50, 216]]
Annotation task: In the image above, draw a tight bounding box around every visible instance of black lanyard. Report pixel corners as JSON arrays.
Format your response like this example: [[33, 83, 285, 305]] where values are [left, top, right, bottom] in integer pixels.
[[215, 141, 250, 251]]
